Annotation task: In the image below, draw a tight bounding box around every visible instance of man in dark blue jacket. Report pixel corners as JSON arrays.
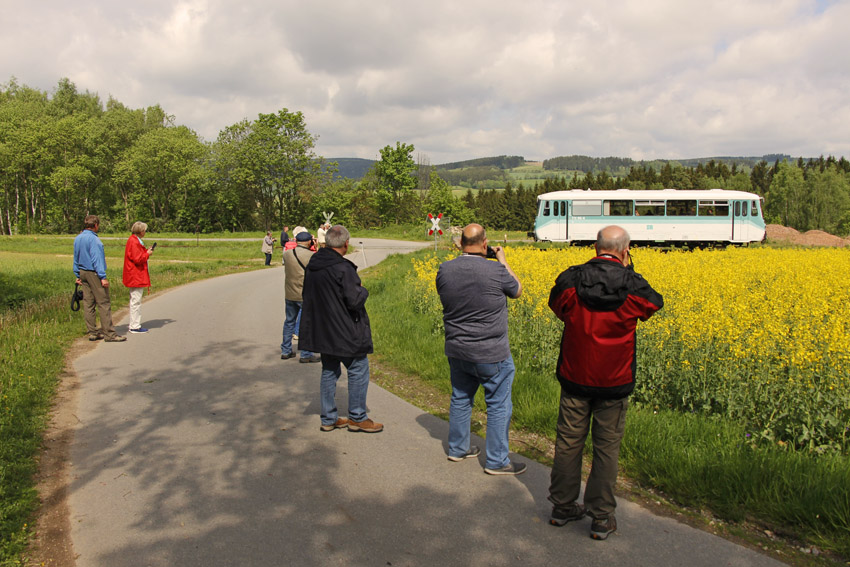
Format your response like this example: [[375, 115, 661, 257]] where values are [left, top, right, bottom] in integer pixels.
[[547, 225, 662, 540], [300, 225, 383, 433]]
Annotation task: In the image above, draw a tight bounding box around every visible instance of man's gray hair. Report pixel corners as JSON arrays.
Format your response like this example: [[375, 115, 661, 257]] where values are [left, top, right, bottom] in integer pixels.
[[597, 226, 630, 253], [326, 224, 350, 248]]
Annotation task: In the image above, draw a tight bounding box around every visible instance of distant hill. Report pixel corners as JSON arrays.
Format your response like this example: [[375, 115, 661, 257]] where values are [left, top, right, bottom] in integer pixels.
[[674, 154, 792, 169], [544, 154, 794, 173], [435, 156, 525, 170], [322, 154, 800, 180], [322, 158, 375, 179]]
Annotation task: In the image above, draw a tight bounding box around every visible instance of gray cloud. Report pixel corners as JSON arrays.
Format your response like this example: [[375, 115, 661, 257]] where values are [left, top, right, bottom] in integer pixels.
[[1, 0, 847, 163]]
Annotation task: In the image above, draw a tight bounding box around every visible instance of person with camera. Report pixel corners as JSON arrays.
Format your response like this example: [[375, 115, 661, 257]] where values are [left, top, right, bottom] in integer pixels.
[[316, 222, 329, 247], [73, 215, 125, 342], [299, 224, 383, 433], [122, 221, 155, 334], [280, 231, 320, 363], [546, 225, 663, 540], [435, 223, 524, 475], [262, 231, 276, 266]]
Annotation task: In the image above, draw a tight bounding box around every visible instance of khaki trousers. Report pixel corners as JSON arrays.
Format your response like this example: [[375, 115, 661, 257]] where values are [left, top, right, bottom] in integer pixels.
[[79, 270, 117, 339], [548, 392, 629, 519]]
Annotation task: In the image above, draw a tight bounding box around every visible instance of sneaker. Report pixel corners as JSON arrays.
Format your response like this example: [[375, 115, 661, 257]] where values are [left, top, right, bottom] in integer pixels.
[[348, 418, 383, 433], [447, 445, 481, 462], [299, 355, 321, 363], [104, 335, 127, 342], [484, 461, 527, 476], [590, 515, 617, 540], [129, 328, 149, 333], [550, 503, 586, 526], [320, 418, 350, 432], [280, 352, 296, 360]]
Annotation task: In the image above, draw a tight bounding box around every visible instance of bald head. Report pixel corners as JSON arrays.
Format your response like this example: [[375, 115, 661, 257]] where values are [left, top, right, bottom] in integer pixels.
[[596, 225, 630, 256], [461, 223, 487, 251]]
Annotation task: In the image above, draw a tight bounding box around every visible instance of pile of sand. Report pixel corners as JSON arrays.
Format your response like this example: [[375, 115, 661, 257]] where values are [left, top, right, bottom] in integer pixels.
[[765, 224, 850, 247]]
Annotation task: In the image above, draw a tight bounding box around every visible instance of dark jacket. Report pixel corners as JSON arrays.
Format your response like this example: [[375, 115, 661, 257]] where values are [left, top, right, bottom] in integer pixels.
[[549, 256, 663, 399], [300, 247, 373, 358]]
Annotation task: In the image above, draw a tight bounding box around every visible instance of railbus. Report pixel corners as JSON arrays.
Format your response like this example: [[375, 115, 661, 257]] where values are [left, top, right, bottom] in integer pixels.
[[530, 189, 766, 246]]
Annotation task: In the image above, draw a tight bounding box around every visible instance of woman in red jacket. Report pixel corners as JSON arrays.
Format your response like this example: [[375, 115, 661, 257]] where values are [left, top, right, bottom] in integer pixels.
[[122, 221, 154, 333]]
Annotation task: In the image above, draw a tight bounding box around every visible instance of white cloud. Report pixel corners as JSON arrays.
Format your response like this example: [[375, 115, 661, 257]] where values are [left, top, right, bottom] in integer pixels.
[[1, 0, 848, 163]]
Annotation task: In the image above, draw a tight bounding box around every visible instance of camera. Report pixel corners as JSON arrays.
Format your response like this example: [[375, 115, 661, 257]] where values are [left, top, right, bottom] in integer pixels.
[[486, 246, 498, 259]]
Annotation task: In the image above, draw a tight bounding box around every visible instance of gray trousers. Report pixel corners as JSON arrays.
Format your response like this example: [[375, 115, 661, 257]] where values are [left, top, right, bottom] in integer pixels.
[[548, 392, 629, 519], [79, 269, 117, 339]]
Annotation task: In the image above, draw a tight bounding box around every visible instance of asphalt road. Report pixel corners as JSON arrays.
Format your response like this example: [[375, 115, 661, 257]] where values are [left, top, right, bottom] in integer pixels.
[[68, 239, 785, 567]]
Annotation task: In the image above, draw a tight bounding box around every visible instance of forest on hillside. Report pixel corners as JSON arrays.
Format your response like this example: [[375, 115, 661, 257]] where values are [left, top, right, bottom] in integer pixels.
[[2, 78, 849, 236]]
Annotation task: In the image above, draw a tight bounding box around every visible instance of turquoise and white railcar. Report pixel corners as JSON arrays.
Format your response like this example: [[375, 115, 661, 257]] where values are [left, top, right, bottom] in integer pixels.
[[531, 189, 765, 246]]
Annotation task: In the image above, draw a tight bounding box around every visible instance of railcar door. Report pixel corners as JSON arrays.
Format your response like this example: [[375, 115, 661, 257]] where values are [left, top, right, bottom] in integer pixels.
[[558, 200, 568, 240], [731, 200, 749, 242]]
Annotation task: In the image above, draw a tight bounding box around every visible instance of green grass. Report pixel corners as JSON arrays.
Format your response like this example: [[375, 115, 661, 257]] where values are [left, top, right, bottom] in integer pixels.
[[361, 248, 850, 559], [0, 237, 264, 565]]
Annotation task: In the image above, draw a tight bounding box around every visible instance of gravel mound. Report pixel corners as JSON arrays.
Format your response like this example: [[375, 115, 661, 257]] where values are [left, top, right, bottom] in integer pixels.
[[765, 224, 850, 247]]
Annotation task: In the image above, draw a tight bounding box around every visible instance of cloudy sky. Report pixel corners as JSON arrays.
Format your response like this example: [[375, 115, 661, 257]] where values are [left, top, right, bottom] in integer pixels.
[[2, 0, 848, 164]]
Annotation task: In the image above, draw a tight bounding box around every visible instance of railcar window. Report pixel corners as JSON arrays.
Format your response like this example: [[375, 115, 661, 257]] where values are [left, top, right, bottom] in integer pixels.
[[734, 202, 741, 216], [698, 200, 729, 216], [603, 200, 633, 216], [572, 200, 602, 216], [666, 200, 697, 216], [560, 201, 566, 216], [742, 202, 748, 216], [635, 200, 664, 216], [751, 200, 759, 216], [543, 201, 550, 217]]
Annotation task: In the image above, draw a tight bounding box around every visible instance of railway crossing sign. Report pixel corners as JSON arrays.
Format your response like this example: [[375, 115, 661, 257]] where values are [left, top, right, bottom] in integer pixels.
[[322, 211, 335, 225], [428, 213, 443, 236], [428, 213, 443, 251]]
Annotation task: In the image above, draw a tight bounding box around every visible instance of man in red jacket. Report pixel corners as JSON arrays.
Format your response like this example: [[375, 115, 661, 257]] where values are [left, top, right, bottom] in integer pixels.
[[122, 221, 154, 333], [547, 225, 663, 540]]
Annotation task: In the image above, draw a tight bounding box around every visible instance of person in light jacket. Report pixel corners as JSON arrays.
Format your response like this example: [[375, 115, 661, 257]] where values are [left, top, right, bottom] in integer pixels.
[[122, 221, 154, 333], [262, 231, 276, 265]]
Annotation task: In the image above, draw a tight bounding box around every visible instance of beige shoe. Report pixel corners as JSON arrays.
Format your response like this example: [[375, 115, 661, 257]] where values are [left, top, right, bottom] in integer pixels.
[[348, 418, 383, 433], [104, 335, 127, 342]]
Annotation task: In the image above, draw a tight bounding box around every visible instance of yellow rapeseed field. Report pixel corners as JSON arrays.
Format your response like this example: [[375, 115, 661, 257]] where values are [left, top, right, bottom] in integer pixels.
[[410, 246, 850, 453]]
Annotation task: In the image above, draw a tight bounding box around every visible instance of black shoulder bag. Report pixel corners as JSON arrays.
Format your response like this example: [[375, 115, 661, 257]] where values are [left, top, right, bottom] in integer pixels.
[[71, 283, 84, 311]]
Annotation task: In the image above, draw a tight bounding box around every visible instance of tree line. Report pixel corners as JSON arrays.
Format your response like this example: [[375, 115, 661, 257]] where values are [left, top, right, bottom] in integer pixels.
[[2, 78, 848, 236], [0, 79, 458, 234]]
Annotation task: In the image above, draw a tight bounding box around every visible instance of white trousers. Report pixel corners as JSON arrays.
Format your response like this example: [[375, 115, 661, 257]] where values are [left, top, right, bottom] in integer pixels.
[[128, 287, 144, 330]]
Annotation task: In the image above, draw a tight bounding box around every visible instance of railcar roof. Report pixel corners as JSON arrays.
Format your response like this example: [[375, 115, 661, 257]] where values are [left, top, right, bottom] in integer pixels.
[[537, 189, 761, 200]]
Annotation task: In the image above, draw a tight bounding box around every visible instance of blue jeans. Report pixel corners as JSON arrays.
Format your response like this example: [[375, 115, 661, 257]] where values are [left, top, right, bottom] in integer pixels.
[[295, 309, 301, 336], [448, 355, 515, 470], [320, 354, 370, 425], [281, 300, 313, 358]]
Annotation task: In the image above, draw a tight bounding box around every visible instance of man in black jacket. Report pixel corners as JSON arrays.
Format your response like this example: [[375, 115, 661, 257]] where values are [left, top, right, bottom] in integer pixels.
[[547, 225, 662, 540], [300, 225, 383, 433]]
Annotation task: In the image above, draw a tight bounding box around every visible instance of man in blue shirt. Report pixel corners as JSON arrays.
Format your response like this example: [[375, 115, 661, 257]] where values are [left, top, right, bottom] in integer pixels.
[[73, 215, 125, 342]]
